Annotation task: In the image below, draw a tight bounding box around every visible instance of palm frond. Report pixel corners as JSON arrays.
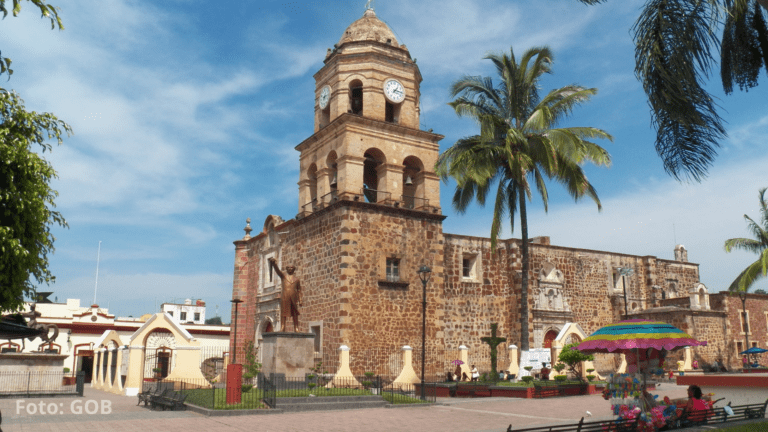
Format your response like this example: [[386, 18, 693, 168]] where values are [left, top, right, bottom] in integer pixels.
[[727, 255, 768, 292], [723, 237, 762, 253], [633, 0, 725, 181], [489, 179, 510, 249]]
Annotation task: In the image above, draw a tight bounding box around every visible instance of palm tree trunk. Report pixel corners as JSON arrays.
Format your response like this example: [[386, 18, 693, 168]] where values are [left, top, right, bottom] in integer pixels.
[[519, 187, 530, 352]]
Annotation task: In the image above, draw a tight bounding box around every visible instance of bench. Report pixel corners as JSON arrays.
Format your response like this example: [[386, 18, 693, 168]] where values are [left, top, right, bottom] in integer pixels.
[[507, 399, 767, 432], [148, 389, 173, 410], [151, 391, 187, 411], [137, 387, 166, 407], [506, 416, 640, 432], [668, 398, 768, 429]]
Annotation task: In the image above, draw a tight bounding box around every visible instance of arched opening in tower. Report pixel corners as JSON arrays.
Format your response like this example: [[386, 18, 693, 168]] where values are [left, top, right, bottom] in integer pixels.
[[402, 156, 424, 208], [363, 149, 384, 202], [349, 80, 363, 115]]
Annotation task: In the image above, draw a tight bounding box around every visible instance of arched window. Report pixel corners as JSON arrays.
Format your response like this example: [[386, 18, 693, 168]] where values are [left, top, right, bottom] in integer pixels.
[[363, 149, 385, 202], [402, 156, 424, 208], [307, 163, 318, 210], [349, 79, 363, 115], [0, 341, 20, 353], [326, 152, 338, 198]]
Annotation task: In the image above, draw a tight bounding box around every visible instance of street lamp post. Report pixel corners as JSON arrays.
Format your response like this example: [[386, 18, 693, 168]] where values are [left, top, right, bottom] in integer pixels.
[[417, 265, 431, 401], [618, 267, 634, 319], [230, 298, 243, 364]]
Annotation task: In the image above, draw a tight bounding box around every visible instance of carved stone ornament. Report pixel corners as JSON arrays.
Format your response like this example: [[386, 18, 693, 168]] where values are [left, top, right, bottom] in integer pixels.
[[538, 262, 564, 284]]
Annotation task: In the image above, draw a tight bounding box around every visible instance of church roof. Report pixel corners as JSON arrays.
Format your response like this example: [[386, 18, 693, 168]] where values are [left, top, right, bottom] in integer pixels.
[[338, 9, 402, 49]]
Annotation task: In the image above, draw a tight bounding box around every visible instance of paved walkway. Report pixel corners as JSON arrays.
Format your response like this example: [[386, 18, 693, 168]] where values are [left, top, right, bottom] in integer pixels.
[[0, 382, 761, 432]]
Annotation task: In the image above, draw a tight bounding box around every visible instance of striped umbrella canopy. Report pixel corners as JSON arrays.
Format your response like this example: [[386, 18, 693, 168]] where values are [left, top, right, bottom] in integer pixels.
[[577, 319, 707, 354]]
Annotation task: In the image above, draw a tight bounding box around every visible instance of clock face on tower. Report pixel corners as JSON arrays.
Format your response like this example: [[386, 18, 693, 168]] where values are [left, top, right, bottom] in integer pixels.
[[383, 79, 405, 103], [318, 85, 331, 109]]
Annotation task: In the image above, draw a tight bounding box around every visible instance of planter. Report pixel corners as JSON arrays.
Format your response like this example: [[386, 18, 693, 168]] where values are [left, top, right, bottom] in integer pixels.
[[742, 368, 768, 373], [62, 376, 77, 386], [489, 386, 533, 398]]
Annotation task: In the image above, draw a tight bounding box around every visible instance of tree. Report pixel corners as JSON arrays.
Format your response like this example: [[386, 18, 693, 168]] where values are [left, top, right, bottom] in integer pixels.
[[1, 0, 64, 80], [1, 0, 68, 311], [436, 46, 612, 352], [724, 186, 768, 357], [557, 342, 594, 381], [578, 0, 768, 181], [241, 339, 262, 392], [204, 316, 223, 325], [0, 91, 70, 311]]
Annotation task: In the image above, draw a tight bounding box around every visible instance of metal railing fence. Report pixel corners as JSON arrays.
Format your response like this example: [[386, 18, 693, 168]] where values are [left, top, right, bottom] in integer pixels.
[[0, 371, 84, 397], [385, 381, 436, 404]]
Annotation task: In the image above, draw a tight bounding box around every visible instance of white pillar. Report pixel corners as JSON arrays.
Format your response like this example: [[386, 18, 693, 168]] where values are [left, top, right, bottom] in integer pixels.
[[327, 345, 361, 388], [683, 346, 693, 371], [506, 344, 519, 378], [392, 345, 419, 390], [458, 345, 471, 381]]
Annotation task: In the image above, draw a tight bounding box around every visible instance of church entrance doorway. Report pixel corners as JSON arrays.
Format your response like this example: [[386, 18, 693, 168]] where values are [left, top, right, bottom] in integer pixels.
[[544, 330, 558, 348]]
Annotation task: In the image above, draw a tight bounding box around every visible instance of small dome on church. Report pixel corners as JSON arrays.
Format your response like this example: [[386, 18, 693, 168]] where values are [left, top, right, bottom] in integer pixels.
[[338, 9, 403, 49]]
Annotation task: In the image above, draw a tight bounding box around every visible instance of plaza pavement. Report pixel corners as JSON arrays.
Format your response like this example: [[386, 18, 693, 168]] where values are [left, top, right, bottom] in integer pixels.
[[0, 381, 763, 432]]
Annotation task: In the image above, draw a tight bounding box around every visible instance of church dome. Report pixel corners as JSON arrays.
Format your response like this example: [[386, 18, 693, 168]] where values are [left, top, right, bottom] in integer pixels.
[[338, 9, 402, 49]]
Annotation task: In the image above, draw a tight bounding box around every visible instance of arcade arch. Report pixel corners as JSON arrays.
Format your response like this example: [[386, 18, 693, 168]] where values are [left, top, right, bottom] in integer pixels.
[[402, 156, 424, 208], [363, 148, 386, 202]]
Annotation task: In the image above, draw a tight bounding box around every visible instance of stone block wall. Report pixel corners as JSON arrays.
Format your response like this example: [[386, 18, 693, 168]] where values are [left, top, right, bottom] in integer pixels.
[[233, 203, 726, 379], [721, 293, 768, 368], [442, 235, 516, 352]]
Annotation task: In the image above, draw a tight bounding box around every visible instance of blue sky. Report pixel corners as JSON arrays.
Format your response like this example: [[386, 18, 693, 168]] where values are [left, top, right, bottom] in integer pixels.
[[3, 0, 767, 320]]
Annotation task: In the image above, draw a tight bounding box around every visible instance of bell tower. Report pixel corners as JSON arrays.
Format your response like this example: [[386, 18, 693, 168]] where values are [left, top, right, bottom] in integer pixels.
[[295, 7, 443, 216]]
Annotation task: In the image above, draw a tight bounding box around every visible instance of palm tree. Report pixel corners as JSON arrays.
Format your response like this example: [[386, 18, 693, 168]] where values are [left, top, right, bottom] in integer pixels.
[[724, 186, 768, 358], [579, 0, 768, 182], [435, 46, 612, 352]]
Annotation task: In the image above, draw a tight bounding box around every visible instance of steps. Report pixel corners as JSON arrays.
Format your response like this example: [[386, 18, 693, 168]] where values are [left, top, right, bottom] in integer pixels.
[[276, 395, 389, 412]]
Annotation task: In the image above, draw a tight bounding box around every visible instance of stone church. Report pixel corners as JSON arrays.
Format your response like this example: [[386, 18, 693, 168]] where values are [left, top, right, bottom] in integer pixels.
[[230, 7, 764, 377]]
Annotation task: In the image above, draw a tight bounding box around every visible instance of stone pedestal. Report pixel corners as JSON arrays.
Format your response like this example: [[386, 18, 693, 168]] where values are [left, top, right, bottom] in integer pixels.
[[261, 332, 315, 378]]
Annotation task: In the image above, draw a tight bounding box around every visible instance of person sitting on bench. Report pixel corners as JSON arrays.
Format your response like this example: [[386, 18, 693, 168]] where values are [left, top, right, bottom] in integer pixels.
[[685, 385, 709, 423]]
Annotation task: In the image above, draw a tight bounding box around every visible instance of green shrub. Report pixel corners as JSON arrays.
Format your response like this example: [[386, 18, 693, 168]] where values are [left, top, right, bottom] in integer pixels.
[[586, 375, 596, 382], [241, 384, 253, 392], [521, 376, 534, 384], [362, 380, 373, 389], [523, 366, 533, 371], [586, 368, 595, 373], [364, 371, 375, 378], [554, 375, 567, 382], [63, 367, 70, 373]]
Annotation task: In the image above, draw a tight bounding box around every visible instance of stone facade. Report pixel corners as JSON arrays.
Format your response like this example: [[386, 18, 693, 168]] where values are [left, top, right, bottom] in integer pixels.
[[229, 7, 768, 378]]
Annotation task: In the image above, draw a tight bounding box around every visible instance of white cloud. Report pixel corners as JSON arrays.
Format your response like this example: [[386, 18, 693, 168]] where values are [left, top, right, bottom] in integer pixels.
[[444, 153, 768, 293]]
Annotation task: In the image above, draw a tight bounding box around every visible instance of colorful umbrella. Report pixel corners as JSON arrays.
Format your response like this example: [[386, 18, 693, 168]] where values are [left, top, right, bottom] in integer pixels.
[[739, 347, 767, 355], [451, 359, 464, 365], [577, 319, 706, 353]]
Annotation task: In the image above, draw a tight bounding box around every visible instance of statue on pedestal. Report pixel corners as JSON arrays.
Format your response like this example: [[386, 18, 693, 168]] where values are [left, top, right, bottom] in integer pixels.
[[268, 258, 302, 332]]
